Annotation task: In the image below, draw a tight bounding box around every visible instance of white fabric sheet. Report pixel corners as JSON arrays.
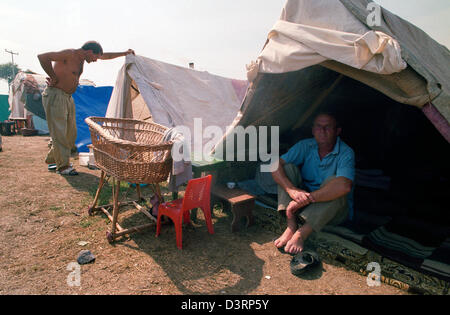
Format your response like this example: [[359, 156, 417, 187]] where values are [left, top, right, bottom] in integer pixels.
[[106, 55, 248, 148], [251, 0, 406, 80]]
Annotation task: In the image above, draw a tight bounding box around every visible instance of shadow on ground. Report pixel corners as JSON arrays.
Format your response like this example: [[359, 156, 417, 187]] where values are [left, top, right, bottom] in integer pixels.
[[64, 170, 274, 295], [119, 210, 272, 295]]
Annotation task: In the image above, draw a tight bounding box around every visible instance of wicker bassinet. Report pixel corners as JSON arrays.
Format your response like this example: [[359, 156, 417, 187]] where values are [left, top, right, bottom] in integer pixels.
[[85, 117, 173, 184]]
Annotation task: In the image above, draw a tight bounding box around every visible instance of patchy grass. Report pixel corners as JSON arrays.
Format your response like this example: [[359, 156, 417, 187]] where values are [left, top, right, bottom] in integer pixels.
[[0, 135, 406, 295]]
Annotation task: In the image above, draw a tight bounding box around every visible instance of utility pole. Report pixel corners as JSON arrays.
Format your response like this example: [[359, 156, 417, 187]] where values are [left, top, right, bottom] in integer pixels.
[[5, 49, 19, 89]]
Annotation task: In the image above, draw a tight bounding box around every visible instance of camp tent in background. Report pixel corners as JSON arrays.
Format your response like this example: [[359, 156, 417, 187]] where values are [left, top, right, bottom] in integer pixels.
[[105, 54, 248, 148], [216, 0, 449, 151], [212, 0, 449, 284], [8, 71, 113, 152]]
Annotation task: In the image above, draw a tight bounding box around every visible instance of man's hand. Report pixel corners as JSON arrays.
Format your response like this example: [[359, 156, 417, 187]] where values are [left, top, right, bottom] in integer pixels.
[[286, 188, 315, 208], [46, 76, 58, 87]]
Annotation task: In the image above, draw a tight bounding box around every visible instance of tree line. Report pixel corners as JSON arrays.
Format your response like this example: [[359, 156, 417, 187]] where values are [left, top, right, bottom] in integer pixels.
[[0, 63, 21, 84]]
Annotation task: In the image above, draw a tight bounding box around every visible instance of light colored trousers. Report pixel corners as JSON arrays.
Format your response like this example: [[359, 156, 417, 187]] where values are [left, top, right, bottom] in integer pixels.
[[42, 87, 77, 170], [278, 164, 349, 232]]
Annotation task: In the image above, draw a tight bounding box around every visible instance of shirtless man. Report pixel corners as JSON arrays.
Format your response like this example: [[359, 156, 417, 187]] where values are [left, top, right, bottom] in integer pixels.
[[38, 41, 134, 175], [272, 113, 355, 254]]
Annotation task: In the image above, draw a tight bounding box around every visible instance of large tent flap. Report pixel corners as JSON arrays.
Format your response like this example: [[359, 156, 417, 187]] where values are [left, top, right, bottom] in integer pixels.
[[339, 0, 450, 122], [106, 55, 248, 147], [232, 0, 450, 146], [257, 0, 407, 77], [249, 0, 450, 120], [105, 63, 133, 120]]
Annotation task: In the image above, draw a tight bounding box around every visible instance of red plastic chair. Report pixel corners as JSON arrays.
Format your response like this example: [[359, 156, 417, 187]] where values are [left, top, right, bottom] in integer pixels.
[[156, 175, 214, 249]]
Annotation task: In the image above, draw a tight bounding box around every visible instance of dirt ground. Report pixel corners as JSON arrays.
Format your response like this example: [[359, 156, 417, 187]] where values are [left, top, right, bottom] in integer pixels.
[[0, 135, 407, 295]]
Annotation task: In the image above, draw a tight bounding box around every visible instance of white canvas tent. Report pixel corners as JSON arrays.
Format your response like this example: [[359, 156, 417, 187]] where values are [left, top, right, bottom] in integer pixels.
[[9, 72, 95, 120], [8, 72, 96, 134], [106, 55, 248, 147], [8, 72, 45, 120], [218, 0, 449, 149], [211, 0, 450, 285]]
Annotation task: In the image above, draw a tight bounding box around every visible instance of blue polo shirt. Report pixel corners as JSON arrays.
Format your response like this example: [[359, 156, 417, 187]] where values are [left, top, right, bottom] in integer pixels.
[[281, 137, 355, 219]]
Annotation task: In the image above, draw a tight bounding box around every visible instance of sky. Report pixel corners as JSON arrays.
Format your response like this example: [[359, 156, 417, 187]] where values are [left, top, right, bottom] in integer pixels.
[[1, 0, 449, 94]]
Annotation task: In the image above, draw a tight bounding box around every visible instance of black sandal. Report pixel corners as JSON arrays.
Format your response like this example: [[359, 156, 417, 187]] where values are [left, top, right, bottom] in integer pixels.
[[57, 166, 79, 176], [290, 250, 320, 276]]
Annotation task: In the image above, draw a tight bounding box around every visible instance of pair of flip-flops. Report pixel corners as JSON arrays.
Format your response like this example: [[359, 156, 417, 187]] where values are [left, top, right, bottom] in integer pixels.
[[290, 250, 320, 276], [58, 166, 78, 176], [48, 164, 78, 175]]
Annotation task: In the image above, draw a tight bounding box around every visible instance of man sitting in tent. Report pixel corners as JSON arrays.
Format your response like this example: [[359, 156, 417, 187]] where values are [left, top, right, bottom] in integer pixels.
[[272, 113, 355, 254], [37, 41, 134, 175]]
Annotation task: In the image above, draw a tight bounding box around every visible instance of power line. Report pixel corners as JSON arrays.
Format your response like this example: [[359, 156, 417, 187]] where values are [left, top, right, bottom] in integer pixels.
[[5, 49, 19, 92]]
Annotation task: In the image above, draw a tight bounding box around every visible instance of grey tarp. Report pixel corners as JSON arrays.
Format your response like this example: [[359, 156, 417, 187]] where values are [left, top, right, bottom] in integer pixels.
[[339, 0, 450, 123]]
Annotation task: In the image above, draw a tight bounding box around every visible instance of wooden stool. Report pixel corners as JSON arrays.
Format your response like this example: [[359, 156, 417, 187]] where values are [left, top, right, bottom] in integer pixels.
[[212, 184, 255, 232]]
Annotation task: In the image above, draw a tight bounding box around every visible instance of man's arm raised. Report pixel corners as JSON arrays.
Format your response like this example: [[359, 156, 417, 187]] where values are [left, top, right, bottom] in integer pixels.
[[99, 49, 135, 60]]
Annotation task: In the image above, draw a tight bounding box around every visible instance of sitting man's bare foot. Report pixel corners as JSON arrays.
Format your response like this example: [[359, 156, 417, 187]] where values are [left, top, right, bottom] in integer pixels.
[[275, 200, 304, 250], [285, 223, 313, 254], [284, 230, 305, 254], [274, 227, 295, 249]]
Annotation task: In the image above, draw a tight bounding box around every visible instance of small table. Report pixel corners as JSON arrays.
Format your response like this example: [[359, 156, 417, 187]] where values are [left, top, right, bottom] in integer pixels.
[[191, 157, 228, 178], [172, 157, 227, 200], [211, 184, 255, 232]]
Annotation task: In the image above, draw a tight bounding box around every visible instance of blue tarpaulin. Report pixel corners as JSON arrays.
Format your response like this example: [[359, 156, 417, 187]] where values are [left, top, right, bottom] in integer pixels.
[[72, 85, 113, 152]]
